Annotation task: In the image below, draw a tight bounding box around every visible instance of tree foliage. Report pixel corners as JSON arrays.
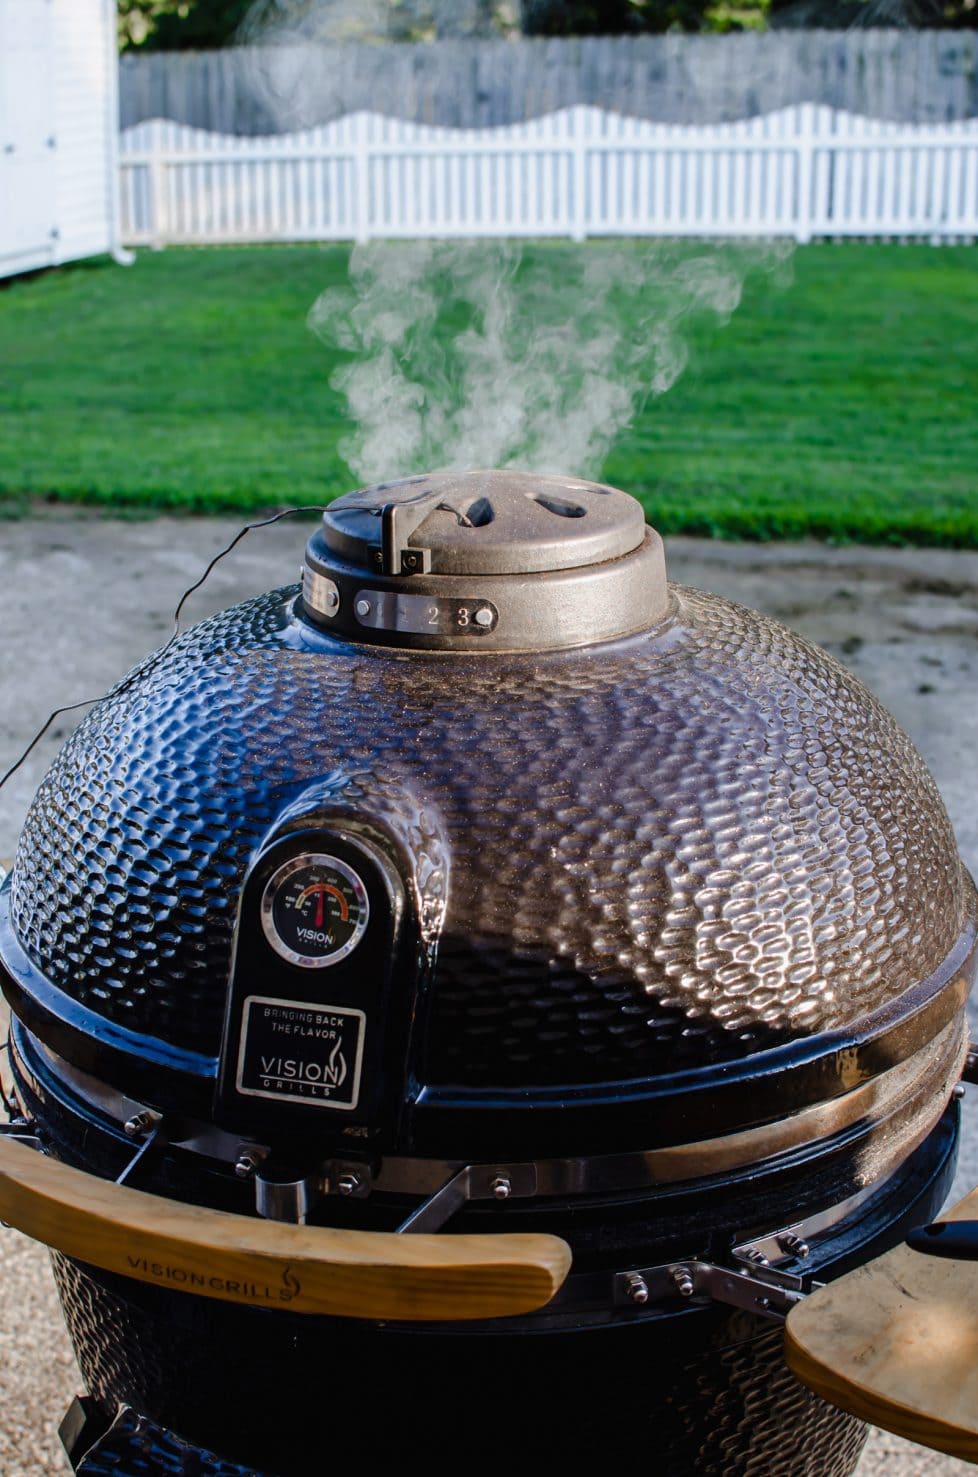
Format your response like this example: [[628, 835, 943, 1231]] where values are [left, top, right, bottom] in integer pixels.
[[117, 0, 978, 49], [521, 0, 978, 27], [769, 0, 978, 24], [119, 0, 517, 49], [519, 1, 768, 30], [118, 1, 252, 49]]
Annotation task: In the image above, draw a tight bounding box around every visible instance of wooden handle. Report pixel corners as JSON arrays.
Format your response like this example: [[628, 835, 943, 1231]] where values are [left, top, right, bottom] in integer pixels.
[[0, 1135, 571, 1322], [785, 1183, 978, 1464]]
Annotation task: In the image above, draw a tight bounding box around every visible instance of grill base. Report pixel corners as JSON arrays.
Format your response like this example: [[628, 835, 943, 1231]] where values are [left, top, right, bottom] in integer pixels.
[[24, 1056, 959, 1474], [48, 1102, 956, 1477], [55, 1254, 868, 1477]]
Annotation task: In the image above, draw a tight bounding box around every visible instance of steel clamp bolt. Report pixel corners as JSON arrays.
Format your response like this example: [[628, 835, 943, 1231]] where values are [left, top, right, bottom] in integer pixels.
[[490, 1175, 512, 1201], [777, 1232, 811, 1259], [234, 1148, 264, 1180], [670, 1264, 695, 1298], [624, 1273, 650, 1305], [124, 1110, 158, 1139], [336, 1172, 362, 1197]]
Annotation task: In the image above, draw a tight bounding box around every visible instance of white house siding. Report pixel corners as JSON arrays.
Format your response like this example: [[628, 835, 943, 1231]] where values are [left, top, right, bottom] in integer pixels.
[[0, 0, 117, 278]]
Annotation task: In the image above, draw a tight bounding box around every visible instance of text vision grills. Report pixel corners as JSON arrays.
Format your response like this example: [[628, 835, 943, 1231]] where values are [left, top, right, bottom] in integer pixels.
[[0, 471, 975, 1474]]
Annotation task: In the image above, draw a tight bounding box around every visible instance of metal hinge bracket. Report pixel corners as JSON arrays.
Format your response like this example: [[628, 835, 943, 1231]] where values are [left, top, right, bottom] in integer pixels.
[[614, 1259, 809, 1322]]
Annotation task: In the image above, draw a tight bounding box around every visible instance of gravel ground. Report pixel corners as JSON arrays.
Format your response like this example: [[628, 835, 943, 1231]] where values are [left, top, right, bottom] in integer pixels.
[[0, 515, 975, 1475]]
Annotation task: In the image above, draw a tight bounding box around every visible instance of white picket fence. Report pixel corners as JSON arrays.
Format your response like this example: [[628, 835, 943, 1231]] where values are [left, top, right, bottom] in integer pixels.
[[119, 103, 978, 245]]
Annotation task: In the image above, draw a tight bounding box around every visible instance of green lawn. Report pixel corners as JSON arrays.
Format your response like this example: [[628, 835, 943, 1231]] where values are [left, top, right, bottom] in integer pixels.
[[1, 242, 976, 544]]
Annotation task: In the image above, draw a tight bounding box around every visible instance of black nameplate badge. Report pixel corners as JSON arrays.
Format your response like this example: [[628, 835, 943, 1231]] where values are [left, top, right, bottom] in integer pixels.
[[236, 996, 366, 1112], [218, 825, 418, 1147]]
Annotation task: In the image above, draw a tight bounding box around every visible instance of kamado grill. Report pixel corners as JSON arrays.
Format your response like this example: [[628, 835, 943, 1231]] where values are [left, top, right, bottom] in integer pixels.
[[0, 471, 975, 1475]]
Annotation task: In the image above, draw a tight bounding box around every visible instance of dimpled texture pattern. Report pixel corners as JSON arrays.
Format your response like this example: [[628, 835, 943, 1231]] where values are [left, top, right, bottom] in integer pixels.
[[10, 584, 966, 1086], [54, 1257, 867, 1475]]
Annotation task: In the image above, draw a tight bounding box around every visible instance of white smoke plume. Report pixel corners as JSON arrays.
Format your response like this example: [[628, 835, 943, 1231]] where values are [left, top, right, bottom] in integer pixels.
[[309, 240, 793, 486], [238, 3, 794, 484], [237, 1, 515, 130], [239, 0, 509, 43], [239, 0, 396, 47]]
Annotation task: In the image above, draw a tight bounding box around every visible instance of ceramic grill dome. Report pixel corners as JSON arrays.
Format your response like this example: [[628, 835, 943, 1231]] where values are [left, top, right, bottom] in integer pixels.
[[0, 471, 974, 1477]]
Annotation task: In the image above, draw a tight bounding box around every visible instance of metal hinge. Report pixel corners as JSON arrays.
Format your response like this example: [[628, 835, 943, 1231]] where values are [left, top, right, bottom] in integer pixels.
[[614, 1259, 809, 1322]]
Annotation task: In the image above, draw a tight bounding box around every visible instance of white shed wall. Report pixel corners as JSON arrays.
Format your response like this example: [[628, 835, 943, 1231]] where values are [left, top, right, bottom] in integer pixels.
[[0, 0, 117, 278]]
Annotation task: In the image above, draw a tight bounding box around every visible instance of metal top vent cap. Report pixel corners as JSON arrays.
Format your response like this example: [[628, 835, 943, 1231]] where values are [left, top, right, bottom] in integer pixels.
[[303, 470, 668, 652], [322, 469, 647, 576]]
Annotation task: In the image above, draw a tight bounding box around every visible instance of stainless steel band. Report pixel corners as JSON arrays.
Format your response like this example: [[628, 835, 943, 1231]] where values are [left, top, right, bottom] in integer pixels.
[[5, 1024, 962, 1329], [302, 527, 670, 652], [13, 1015, 964, 1204]]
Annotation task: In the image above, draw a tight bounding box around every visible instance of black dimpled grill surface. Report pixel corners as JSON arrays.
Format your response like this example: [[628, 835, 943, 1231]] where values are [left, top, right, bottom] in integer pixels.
[[9, 584, 966, 1087]]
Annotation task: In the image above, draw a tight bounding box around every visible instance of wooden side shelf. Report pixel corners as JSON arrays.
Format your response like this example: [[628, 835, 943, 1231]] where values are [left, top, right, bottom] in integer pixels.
[[786, 1185, 978, 1464]]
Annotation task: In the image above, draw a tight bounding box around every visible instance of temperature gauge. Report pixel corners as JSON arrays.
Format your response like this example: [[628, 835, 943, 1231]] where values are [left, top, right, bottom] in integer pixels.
[[261, 854, 370, 968]]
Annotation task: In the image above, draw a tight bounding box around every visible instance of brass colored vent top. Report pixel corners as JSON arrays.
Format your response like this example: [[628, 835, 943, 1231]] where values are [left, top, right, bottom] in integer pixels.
[[322, 469, 648, 577], [303, 470, 668, 652]]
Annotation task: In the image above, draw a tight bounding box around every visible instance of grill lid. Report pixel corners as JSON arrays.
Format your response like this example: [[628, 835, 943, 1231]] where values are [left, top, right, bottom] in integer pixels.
[[0, 466, 974, 1161], [302, 470, 668, 652]]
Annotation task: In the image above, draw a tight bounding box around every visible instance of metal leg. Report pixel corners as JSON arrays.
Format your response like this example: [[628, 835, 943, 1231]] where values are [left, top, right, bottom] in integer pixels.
[[61, 1398, 272, 1477]]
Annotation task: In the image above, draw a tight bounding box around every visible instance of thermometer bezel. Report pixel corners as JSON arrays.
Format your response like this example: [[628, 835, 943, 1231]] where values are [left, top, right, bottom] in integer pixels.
[[259, 853, 370, 968]]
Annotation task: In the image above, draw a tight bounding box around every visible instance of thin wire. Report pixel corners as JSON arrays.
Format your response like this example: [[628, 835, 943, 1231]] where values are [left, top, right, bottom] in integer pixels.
[[0, 697, 105, 793], [0, 505, 328, 800], [169, 504, 327, 635]]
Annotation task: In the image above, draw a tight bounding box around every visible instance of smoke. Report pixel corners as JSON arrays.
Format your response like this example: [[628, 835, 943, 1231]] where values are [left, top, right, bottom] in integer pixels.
[[238, 0, 395, 48], [238, 0, 511, 42], [236, 1, 516, 130], [308, 239, 793, 486], [238, 3, 794, 485]]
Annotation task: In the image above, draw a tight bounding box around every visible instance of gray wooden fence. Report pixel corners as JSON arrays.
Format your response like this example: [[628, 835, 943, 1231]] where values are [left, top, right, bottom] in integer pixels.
[[120, 31, 978, 137]]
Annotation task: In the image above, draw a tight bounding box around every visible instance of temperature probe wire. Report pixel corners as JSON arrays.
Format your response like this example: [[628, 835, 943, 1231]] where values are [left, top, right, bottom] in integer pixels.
[[0, 506, 329, 799]]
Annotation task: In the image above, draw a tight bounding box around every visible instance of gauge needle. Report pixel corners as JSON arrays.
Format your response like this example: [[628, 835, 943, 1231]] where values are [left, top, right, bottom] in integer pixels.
[[315, 889, 325, 929]]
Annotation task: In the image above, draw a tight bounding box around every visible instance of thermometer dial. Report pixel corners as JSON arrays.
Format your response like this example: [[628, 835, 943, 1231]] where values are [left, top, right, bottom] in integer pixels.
[[261, 854, 369, 968]]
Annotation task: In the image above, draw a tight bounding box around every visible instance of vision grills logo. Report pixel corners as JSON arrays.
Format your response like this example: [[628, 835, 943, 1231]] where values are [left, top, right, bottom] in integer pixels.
[[125, 1256, 302, 1307], [236, 996, 365, 1111]]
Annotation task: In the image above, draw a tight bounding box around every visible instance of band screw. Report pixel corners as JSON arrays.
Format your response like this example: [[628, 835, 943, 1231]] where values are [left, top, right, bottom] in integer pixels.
[[336, 1172, 362, 1197], [490, 1175, 512, 1201], [778, 1232, 811, 1259], [234, 1148, 264, 1180], [670, 1264, 695, 1298], [741, 1247, 770, 1267], [124, 1111, 158, 1138], [625, 1273, 650, 1305]]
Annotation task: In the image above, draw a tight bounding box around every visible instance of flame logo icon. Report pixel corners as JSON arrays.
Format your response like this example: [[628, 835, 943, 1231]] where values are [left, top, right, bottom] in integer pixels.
[[280, 1264, 301, 1303], [328, 1036, 347, 1088]]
